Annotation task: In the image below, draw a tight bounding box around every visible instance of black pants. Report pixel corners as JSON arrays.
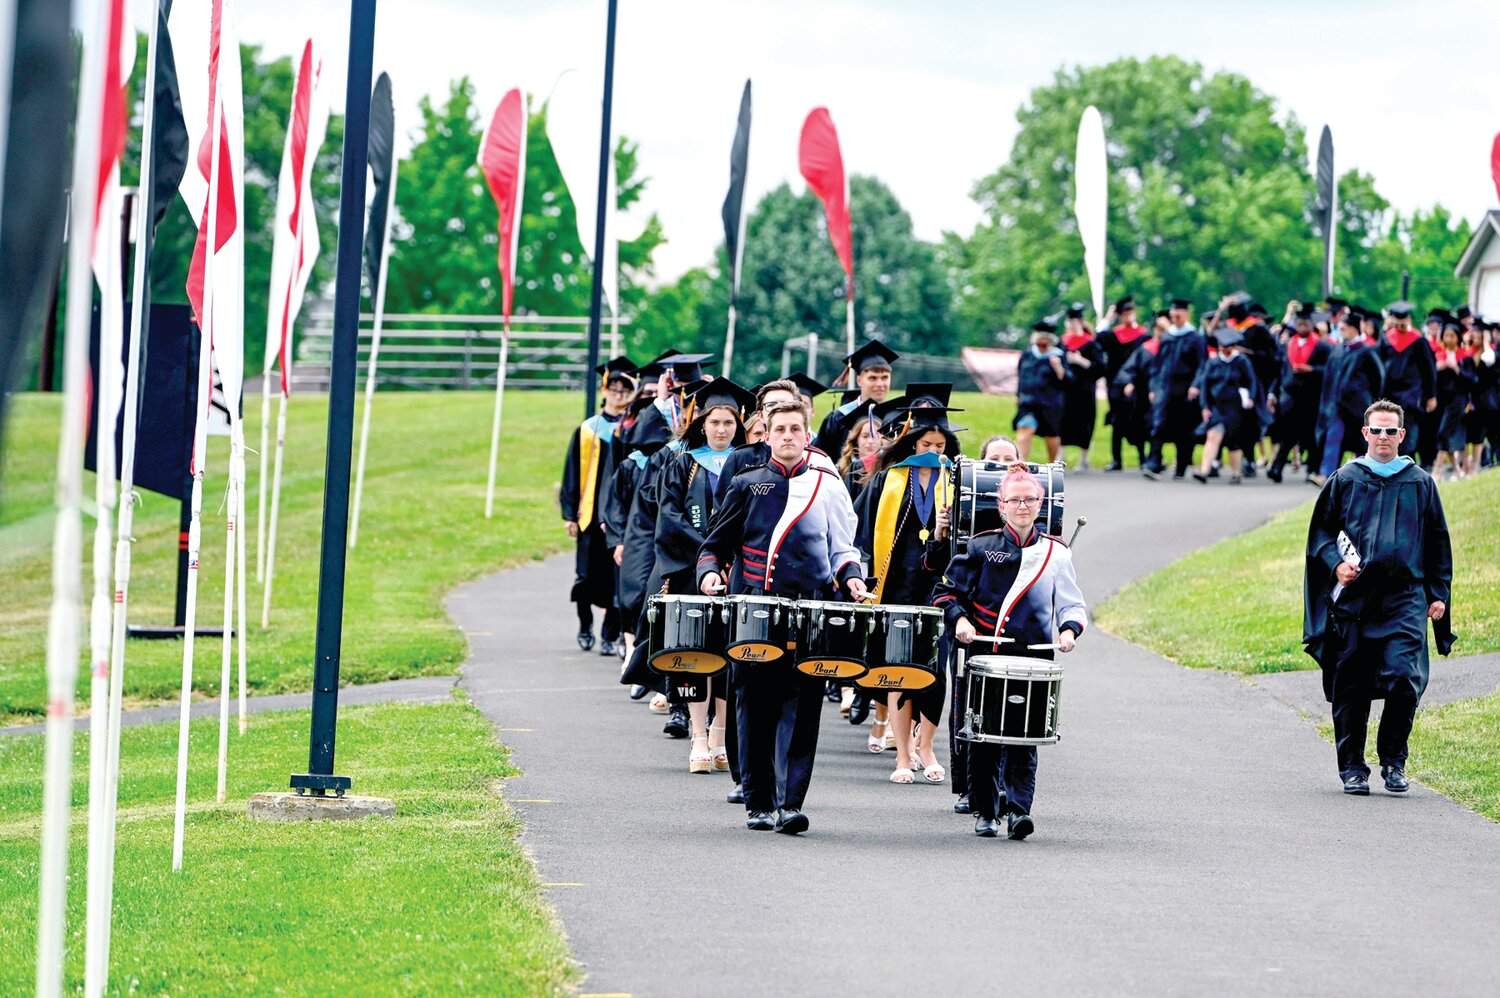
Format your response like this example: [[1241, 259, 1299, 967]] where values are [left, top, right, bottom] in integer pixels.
[[948, 640, 968, 795], [734, 664, 823, 813], [577, 602, 621, 640], [1148, 398, 1198, 474], [968, 743, 1037, 818], [1398, 406, 1423, 458]]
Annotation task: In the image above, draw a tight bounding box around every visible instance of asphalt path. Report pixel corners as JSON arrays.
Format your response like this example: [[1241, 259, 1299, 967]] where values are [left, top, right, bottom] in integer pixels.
[[455, 471, 1500, 997]]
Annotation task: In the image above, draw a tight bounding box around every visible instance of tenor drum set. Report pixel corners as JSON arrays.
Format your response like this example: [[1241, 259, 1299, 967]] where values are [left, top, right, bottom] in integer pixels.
[[951, 458, 1067, 554]]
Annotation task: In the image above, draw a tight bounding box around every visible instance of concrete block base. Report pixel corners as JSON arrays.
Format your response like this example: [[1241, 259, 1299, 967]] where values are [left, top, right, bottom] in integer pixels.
[[247, 791, 396, 822]]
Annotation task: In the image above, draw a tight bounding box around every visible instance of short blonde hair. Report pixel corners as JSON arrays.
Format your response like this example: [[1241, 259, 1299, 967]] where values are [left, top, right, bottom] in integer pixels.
[[764, 399, 809, 432]]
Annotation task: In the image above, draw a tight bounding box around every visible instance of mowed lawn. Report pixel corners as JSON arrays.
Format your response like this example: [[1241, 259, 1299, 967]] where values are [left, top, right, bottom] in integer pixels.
[[0, 699, 576, 995], [0, 387, 1082, 725], [1096, 471, 1500, 673]]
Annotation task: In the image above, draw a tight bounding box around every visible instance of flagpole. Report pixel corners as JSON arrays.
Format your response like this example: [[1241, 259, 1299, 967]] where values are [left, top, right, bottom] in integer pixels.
[[256, 358, 271, 580], [723, 303, 737, 379], [37, 0, 110, 987], [582, 0, 618, 421], [261, 387, 286, 624], [351, 162, 398, 548], [216, 432, 241, 801], [173, 47, 226, 873], [844, 290, 855, 356]]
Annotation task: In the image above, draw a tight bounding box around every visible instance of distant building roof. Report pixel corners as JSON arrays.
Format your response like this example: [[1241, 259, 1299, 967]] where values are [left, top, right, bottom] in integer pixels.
[[1455, 209, 1500, 279]]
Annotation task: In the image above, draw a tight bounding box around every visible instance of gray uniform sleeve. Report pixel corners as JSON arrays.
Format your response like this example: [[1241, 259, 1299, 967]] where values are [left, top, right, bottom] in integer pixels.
[[1051, 544, 1089, 637]]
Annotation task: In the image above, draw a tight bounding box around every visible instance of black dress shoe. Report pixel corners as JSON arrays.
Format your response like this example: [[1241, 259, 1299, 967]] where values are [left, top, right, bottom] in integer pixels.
[[775, 809, 810, 835], [1342, 773, 1371, 795], [1266, 467, 1283, 483], [576, 629, 595, 651], [1142, 466, 1161, 481], [974, 815, 1000, 837], [1103, 461, 1123, 473], [663, 705, 689, 738], [1191, 471, 1208, 483], [953, 793, 971, 815], [1171, 471, 1186, 480], [848, 693, 870, 725], [726, 785, 745, 805], [599, 639, 617, 657], [746, 811, 775, 831], [825, 681, 840, 703], [1382, 766, 1410, 793], [1007, 813, 1035, 840], [628, 684, 650, 700]]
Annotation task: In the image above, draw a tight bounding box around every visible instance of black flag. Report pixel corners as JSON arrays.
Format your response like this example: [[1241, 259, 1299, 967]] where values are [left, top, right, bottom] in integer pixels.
[[150, 0, 190, 233], [1315, 125, 1336, 299], [364, 71, 395, 296], [721, 79, 752, 297], [0, 0, 73, 465]]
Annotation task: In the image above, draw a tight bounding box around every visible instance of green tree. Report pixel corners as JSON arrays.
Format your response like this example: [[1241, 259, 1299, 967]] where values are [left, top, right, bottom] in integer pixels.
[[646, 176, 955, 383], [384, 77, 664, 320], [123, 40, 345, 373]]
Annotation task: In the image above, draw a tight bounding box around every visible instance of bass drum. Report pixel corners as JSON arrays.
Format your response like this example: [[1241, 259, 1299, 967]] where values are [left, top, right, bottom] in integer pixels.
[[794, 601, 872, 680], [951, 458, 1065, 555], [647, 594, 728, 675], [857, 605, 942, 693]]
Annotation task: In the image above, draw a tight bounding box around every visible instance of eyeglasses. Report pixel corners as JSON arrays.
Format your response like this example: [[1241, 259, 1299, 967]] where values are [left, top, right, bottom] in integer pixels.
[[604, 385, 632, 395], [1365, 426, 1402, 437], [1000, 497, 1043, 508]]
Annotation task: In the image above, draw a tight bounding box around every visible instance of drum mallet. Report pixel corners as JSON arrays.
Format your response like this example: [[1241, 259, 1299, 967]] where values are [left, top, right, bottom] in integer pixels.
[[1067, 515, 1088, 547]]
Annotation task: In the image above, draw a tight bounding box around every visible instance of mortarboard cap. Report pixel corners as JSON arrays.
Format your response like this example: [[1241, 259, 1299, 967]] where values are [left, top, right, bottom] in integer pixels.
[[1424, 309, 1450, 327], [840, 388, 862, 405], [665, 353, 716, 381], [871, 395, 911, 434], [1225, 302, 1249, 322], [1339, 310, 1362, 329], [844, 340, 900, 374], [1386, 300, 1415, 318], [1031, 319, 1058, 335], [1065, 302, 1086, 319], [1294, 301, 1317, 321], [1115, 295, 1136, 312], [1325, 297, 1350, 311], [1455, 305, 1473, 321], [687, 376, 756, 417], [1246, 302, 1269, 318], [1215, 327, 1245, 347], [902, 382, 958, 409], [1169, 297, 1192, 310], [595, 355, 637, 389], [787, 372, 830, 400], [903, 404, 967, 434]]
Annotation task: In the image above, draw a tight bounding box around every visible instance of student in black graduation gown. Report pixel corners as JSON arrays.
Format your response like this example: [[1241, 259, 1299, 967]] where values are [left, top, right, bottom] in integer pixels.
[[1315, 311, 1385, 481], [1431, 321, 1476, 480], [1014, 320, 1071, 462], [835, 411, 884, 504], [1267, 303, 1333, 483], [1114, 315, 1164, 460], [1144, 298, 1206, 479], [1231, 302, 1280, 475], [856, 387, 963, 785], [1464, 324, 1498, 473], [815, 341, 899, 455], [715, 375, 836, 502], [627, 351, 716, 452], [1058, 304, 1106, 470], [1096, 296, 1152, 470], [1303, 399, 1453, 796], [1190, 328, 1258, 483], [1375, 301, 1437, 460], [560, 357, 635, 654], [605, 396, 669, 691], [652, 378, 755, 775]]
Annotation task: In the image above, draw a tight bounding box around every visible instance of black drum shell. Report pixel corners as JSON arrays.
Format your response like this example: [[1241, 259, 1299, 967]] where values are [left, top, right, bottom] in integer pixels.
[[856, 606, 941, 693], [794, 603, 870, 680], [959, 657, 1062, 745], [726, 596, 792, 665], [952, 459, 1066, 554], [647, 595, 728, 675]]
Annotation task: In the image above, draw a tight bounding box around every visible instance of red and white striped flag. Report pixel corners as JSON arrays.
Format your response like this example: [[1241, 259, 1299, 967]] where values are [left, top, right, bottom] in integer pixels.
[[264, 39, 326, 396]]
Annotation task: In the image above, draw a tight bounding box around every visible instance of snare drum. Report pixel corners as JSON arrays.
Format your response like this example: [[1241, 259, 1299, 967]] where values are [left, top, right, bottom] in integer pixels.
[[951, 458, 1066, 554], [647, 594, 728, 674], [957, 655, 1062, 745], [794, 601, 872, 680], [857, 605, 942, 692], [726, 595, 793, 664]]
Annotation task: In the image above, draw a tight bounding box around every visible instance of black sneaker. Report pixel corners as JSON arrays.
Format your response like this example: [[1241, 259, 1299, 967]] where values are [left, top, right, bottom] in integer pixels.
[[1342, 773, 1370, 795], [599, 639, 617, 657], [1007, 813, 1035, 840], [1382, 766, 1409, 793], [663, 705, 689, 739], [576, 630, 595, 652]]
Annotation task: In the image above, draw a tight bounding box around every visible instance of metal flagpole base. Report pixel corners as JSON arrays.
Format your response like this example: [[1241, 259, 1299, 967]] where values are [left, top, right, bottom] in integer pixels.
[[288, 772, 352, 796]]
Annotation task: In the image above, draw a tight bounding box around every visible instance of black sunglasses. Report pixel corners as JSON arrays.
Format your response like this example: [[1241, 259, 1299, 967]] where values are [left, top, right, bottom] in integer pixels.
[[1365, 426, 1402, 437]]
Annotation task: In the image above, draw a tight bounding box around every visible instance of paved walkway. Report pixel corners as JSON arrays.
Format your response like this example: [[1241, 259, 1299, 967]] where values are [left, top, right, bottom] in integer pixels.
[[453, 472, 1500, 997]]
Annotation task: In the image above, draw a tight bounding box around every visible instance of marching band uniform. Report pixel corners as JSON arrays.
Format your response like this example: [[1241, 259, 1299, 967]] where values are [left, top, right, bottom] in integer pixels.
[[932, 520, 1087, 837], [1097, 296, 1150, 469], [697, 452, 864, 832]]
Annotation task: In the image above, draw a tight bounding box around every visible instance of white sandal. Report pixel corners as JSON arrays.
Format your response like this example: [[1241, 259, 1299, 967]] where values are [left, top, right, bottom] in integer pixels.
[[689, 736, 712, 774], [868, 718, 889, 753], [889, 767, 914, 784], [649, 693, 669, 714]]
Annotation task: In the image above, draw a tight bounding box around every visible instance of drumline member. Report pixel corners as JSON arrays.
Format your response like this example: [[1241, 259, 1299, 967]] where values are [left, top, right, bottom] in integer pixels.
[[1014, 319, 1070, 463], [933, 463, 1087, 839], [1059, 304, 1106, 470], [815, 340, 900, 455], [560, 356, 635, 655], [654, 377, 756, 773], [698, 400, 868, 834], [950, 434, 1020, 815], [856, 385, 963, 783]]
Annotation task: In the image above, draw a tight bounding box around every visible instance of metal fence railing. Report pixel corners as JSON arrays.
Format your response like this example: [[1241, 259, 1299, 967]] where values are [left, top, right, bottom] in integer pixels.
[[292, 310, 630, 392]]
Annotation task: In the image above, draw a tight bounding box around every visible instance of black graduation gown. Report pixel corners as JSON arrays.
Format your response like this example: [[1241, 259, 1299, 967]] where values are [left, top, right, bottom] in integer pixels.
[[1098, 325, 1150, 428], [1015, 350, 1070, 435], [816, 395, 871, 456], [1377, 335, 1437, 413], [1194, 352, 1257, 443], [560, 411, 624, 608], [1303, 460, 1454, 702], [618, 443, 680, 630], [1434, 353, 1476, 452], [1271, 336, 1332, 449], [1316, 340, 1384, 428], [1112, 339, 1159, 445], [1469, 350, 1500, 441], [651, 448, 726, 595], [1148, 329, 1205, 438], [1059, 337, 1106, 448], [1238, 322, 1280, 436], [855, 466, 951, 607]]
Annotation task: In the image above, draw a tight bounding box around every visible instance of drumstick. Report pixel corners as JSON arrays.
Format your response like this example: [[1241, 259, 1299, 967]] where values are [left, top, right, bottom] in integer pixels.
[[966, 635, 1014, 644], [1027, 642, 1060, 651]]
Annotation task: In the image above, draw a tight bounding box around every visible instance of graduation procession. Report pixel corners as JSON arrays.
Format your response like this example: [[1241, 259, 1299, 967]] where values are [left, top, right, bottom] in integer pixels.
[[4, 1, 1499, 995]]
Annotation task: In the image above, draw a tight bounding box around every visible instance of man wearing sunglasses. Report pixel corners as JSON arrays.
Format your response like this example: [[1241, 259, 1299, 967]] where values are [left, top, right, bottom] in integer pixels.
[[1304, 399, 1454, 797]]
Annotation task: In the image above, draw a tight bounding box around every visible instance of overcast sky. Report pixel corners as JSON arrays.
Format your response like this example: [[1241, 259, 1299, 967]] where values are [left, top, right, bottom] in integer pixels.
[[151, 0, 1500, 285]]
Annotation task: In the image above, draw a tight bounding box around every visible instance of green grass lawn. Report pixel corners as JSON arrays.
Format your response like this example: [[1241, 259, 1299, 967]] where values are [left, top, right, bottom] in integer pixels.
[[0, 699, 576, 994], [1096, 471, 1500, 673], [1405, 691, 1500, 822], [1, 387, 1098, 724]]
